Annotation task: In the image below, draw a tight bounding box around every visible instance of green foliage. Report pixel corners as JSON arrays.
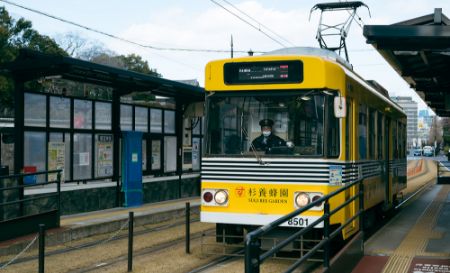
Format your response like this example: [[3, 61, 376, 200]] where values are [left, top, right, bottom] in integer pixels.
[[90, 52, 161, 78], [0, 6, 66, 114], [117, 54, 161, 77]]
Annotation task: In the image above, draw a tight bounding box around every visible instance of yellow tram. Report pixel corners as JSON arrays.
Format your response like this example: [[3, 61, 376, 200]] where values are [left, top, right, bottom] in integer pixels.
[[200, 47, 407, 242]]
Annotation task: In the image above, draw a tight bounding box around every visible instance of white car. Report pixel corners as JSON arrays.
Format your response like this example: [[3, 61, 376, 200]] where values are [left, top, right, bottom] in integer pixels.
[[422, 146, 433, 157]]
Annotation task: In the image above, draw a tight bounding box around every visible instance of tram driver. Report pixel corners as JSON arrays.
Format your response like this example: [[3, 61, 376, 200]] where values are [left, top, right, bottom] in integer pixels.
[[251, 119, 287, 152]]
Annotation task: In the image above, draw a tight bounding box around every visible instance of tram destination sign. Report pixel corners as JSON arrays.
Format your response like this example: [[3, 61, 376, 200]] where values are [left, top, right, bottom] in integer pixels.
[[224, 60, 303, 85]]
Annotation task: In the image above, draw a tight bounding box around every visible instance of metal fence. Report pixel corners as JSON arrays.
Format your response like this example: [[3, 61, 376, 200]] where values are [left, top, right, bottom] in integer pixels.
[[0, 170, 62, 241], [244, 178, 364, 273]]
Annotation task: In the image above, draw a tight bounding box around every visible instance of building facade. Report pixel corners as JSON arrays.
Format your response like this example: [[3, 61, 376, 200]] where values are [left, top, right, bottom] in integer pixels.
[[391, 96, 418, 149]]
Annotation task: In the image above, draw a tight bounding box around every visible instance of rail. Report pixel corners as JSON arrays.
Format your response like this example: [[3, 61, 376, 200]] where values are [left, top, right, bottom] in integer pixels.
[[244, 178, 364, 273]]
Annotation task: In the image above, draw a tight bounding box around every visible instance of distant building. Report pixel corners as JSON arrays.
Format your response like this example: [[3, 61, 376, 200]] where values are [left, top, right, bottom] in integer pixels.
[[391, 96, 418, 149], [418, 109, 433, 145]]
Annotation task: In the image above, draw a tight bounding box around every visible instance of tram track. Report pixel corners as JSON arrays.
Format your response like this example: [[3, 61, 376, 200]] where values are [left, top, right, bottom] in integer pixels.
[[0, 217, 201, 268], [70, 229, 215, 273]]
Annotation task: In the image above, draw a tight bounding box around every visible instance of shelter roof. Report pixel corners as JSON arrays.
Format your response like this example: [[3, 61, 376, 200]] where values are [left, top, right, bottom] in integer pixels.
[[0, 49, 204, 102], [363, 8, 450, 116]]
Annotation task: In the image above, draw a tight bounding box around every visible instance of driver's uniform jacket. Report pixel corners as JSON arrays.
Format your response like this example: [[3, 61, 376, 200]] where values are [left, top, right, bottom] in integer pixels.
[[251, 134, 286, 151]]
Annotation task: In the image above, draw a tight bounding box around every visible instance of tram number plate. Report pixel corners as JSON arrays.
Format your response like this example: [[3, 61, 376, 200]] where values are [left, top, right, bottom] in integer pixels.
[[282, 216, 323, 228], [286, 217, 309, 227]]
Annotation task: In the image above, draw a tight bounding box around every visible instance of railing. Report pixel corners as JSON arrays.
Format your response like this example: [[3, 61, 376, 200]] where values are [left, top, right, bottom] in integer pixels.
[[0, 170, 62, 241], [245, 178, 364, 273]]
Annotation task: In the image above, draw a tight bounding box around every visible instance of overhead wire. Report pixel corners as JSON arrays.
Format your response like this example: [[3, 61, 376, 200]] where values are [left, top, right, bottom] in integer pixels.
[[220, 0, 296, 47], [208, 0, 288, 48], [0, 0, 264, 54]]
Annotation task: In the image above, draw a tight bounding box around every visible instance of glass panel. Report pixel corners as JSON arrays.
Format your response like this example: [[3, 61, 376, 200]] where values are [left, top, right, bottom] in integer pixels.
[[164, 110, 175, 134], [151, 140, 161, 170], [74, 99, 92, 129], [95, 101, 112, 130], [164, 137, 176, 172], [95, 134, 113, 177], [192, 118, 201, 135], [135, 107, 148, 132], [150, 109, 162, 133], [327, 97, 339, 157], [358, 105, 367, 160], [24, 131, 46, 182], [120, 104, 132, 131], [377, 112, 383, 159], [73, 133, 92, 180], [49, 133, 63, 142], [192, 137, 200, 171], [369, 109, 376, 159], [24, 93, 46, 127], [50, 96, 70, 128], [205, 92, 327, 157], [142, 139, 147, 171], [0, 133, 14, 173]]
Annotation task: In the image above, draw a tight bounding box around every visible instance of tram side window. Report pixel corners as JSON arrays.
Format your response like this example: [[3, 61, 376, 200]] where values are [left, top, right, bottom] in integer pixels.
[[377, 112, 383, 159], [368, 108, 376, 159], [358, 104, 367, 160], [327, 97, 340, 158], [393, 121, 398, 159], [399, 122, 405, 158]]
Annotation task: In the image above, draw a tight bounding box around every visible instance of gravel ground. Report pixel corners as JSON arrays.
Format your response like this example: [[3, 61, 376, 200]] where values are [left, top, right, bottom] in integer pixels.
[[1, 219, 214, 273]]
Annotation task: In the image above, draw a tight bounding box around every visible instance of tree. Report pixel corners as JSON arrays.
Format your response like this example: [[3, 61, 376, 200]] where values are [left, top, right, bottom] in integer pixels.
[[90, 52, 161, 77], [0, 6, 66, 114]]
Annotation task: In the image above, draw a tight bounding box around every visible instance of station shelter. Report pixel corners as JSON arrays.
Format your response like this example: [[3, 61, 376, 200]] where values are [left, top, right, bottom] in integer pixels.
[[0, 49, 205, 215], [364, 8, 450, 117]]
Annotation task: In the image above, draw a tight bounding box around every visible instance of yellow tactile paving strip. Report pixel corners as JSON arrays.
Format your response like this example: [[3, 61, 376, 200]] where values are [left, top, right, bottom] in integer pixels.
[[381, 184, 450, 273], [61, 197, 200, 226]]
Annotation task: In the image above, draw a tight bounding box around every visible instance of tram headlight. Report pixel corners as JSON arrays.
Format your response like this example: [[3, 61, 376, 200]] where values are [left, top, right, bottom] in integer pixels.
[[295, 192, 310, 208], [214, 190, 228, 205]]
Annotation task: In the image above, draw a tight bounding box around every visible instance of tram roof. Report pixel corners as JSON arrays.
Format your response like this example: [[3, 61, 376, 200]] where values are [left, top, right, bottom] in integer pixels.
[[363, 8, 450, 116], [0, 49, 204, 102]]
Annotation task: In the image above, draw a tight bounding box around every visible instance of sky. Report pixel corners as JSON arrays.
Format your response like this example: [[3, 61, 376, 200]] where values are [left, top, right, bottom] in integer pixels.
[[2, 0, 449, 113]]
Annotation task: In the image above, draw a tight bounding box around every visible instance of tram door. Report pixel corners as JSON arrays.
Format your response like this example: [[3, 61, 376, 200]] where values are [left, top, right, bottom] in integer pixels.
[[384, 118, 391, 208]]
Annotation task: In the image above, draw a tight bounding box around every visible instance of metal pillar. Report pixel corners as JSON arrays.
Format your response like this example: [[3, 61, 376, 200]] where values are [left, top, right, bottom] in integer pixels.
[[176, 102, 183, 198], [13, 80, 24, 217], [112, 90, 121, 207]]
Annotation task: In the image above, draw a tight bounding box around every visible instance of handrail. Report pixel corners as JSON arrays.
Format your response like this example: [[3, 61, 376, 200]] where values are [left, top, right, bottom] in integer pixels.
[[0, 180, 60, 192], [0, 169, 61, 180], [0, 170, 62, 225], [245, 178, 364, 273]]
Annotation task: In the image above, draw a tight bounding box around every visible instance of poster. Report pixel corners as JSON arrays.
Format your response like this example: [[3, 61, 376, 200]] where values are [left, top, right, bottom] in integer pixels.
[[48, 142, 65, 182], [151, 140, 161, 170], [79, 152, 90, 166], [97, 135, 113, 177], [192, 138, 200, 171]]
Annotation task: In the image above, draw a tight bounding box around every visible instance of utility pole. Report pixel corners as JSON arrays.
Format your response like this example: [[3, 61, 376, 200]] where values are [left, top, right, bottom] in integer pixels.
[[230, 35, 234, 58]]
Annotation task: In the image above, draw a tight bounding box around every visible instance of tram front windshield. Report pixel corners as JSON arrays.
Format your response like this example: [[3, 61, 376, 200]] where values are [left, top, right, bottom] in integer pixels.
[[205, 91, 340, 157]]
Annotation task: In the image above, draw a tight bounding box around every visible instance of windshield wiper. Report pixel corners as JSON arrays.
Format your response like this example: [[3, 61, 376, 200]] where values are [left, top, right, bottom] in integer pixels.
[[240, 113, 265, 165]]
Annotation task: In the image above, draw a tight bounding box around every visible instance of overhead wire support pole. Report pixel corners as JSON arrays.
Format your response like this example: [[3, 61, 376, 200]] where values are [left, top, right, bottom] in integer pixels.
[[309, 1, 371, 62]]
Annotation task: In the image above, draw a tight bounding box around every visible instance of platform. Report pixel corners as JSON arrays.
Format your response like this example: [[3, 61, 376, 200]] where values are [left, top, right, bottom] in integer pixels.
[[0, 197, 200, 257], [353, 183, 450, 273]]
